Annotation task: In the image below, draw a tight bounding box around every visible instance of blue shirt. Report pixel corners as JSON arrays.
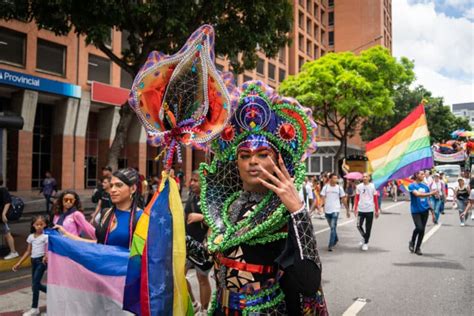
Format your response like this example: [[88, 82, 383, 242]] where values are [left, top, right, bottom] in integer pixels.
[[408, 182, 431, 213], [107, 208, 143, 249]]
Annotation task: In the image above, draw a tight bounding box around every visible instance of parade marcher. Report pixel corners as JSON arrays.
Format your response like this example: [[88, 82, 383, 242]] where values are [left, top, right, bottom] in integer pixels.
[[1, 176, 19, 260], [12, 215, 49, 316], [89, 176, 113, 225], [185, 171, 211, 314], [91, 166, 112, 204], [321, 173, 349, 251], [345, 180, 356, 212], [428, 173, 445, 225], [454, 178, 470, 226], [53, 190, 95, 239], [56, 168, 143, 248], [461, 178, 474, 222], [39, 171, 57, 215], [125, 25, 326, 315], [354, 173, 379, 251], [408, 171, 437, 255], [304, 176, 315, 212], [390, 180, 398, 202]]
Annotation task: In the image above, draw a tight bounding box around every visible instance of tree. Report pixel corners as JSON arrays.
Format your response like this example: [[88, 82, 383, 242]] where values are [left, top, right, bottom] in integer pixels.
[[279, 46, 414, 170], [362, 85, 472, 143], [1, 0, 293, 170]]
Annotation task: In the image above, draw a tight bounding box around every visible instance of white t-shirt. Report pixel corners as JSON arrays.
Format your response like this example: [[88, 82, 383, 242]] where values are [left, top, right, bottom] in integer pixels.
[[356, 183, 377, 213], [469, 189, 474, 200], [305, 182, 314, 200], [27, 233, 48, 258], [321, 184, 346, 214]]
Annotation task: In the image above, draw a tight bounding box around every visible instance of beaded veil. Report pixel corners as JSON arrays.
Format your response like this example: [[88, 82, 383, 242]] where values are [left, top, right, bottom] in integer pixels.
[[200, 81, 318, 253]]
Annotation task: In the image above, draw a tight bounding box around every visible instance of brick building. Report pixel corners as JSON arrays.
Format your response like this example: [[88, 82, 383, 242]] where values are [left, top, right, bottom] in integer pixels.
[[0, 0, 391, 192]]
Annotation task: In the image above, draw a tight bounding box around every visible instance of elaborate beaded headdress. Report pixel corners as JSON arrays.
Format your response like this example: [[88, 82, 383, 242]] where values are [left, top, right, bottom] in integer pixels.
[[128, 25, 238, 168], [200, 81, 317, 252]]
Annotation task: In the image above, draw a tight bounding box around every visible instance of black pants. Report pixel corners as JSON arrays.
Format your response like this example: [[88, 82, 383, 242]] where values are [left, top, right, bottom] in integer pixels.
[[411, 211, 429, 250], [31, 257, 47, 308], [357, 212, 374, 244]]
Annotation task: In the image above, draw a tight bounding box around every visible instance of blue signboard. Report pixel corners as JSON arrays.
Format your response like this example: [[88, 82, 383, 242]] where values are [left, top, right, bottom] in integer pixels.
[[0, 68, 81, 99]]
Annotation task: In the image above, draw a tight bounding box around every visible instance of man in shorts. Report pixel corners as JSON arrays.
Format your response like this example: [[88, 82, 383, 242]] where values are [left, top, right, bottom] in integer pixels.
[[185, 171, 211, 314]]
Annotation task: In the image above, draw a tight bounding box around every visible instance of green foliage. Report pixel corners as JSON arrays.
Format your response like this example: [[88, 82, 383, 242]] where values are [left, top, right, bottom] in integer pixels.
[[362, 85, 472, 143], [279, 46, 414, 159], [0, 0, 293, 75]]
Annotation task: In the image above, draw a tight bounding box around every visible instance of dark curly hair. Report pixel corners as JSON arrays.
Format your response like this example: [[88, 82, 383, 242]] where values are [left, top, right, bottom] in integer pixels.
[[53, 190, 83, 215]]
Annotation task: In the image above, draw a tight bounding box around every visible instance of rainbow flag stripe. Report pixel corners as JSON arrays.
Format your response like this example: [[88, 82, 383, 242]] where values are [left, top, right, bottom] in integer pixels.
[[123, 173, 192, 316], [397, 178, 414, 194], [367, 104, 433, 189]]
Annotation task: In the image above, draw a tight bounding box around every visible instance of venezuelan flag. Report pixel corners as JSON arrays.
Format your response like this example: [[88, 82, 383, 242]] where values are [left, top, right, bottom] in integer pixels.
[[367, 104, 433, 189], [123, 172, 192, 315]]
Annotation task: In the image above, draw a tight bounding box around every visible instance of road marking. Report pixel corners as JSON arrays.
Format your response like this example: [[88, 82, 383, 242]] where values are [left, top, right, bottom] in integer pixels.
[[342, 298, 368, 316], [314, 201, 405, 235], [423, 223, 442, 243]]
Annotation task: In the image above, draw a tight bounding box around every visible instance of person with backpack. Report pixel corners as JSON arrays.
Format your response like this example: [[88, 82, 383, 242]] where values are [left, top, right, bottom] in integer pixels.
[[320, 173, 350, 251], [1, 176, 19, 260]]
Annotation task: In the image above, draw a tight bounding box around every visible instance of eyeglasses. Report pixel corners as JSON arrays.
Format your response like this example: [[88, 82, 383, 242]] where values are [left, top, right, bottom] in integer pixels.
[[63, 198, 75, 203]]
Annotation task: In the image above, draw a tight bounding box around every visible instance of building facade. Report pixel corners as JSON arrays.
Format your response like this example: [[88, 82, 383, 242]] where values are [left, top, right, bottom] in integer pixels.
[[452, 102, 474, 128], [0, 0, 391, 192]]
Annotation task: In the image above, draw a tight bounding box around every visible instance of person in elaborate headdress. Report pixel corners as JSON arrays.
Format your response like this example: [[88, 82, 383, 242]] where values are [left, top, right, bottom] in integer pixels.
[[127, 24, 326, 315]]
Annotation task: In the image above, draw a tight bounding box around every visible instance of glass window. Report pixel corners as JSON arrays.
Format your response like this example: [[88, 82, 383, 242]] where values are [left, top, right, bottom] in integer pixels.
[[299, 35, 304, 52], [32, 104, 53, 189], [314, 44, 319, 58], [329, 31, 334, 46], [310, 156, 321, 173], [121, 30, 130, 53], [314, 4, 319, 19], [279, 68, 286, 83], [321, 11, 326, 25], [120, 67, 133, 89], [0, 27, 26, 66], [306, 40, 312, 56], [36, 39, 66, 76], [321, 30, 326, 45], [268, 63, 275, 80], [329, 12, 334, 26], [306, 20, 312, 36], [299, 12, 304, 29], [279, 47, 286, 63], [243, 75, 253, 82], [328, 0, 334, 7], [299, 57, 305, 72], [256, 58, 264, 75], [322, 156, 333, 173], [88, 54, 111, 84]]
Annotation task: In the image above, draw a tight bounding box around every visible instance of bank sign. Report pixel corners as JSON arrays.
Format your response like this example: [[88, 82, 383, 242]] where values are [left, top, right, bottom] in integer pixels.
[[0, 68, 81, 99]]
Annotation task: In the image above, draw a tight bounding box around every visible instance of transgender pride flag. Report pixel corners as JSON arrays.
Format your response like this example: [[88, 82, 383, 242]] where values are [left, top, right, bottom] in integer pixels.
[[46, 230, 131, 315]]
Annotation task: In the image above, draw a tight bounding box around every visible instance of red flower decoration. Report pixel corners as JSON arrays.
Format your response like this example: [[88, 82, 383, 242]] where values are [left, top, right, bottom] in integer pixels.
[[279, 123, 296, 141], [221, 125, 235, 141]]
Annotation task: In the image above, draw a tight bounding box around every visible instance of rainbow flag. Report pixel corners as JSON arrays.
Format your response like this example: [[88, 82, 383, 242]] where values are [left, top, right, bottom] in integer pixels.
[[46, 230, 130, 315], [123, 173, 192, 316], [367, 104, 433, 189], [397, 178, 414, 193]]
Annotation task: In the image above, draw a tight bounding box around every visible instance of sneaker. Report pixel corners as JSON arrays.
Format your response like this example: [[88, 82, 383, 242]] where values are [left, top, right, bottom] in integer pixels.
[[471, 213, 474, 220], [362, 244, 369, 251], [4, 251, 19, 260], [460, 222, 465, 227], [359, 239, 364, 247], [22, 308, 40, 316], [415, 249, 423, 256], [328, 247, 333, 252], [408, 241, 414, 253]]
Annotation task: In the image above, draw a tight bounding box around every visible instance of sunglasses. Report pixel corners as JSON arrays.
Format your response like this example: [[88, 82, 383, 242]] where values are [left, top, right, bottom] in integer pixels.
[[63, 198, 75, 203]]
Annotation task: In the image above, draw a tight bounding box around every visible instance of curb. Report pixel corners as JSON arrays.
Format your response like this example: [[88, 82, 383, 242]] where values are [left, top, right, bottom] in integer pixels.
[[0, 256, 30, 273]]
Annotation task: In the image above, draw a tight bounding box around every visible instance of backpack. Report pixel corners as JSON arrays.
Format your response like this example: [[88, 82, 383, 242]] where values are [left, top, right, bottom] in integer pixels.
[[7, 195, 24, 221]]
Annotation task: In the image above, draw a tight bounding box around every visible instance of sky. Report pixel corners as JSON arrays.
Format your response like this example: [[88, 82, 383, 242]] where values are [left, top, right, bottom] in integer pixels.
[[393, 0, 474, 105]]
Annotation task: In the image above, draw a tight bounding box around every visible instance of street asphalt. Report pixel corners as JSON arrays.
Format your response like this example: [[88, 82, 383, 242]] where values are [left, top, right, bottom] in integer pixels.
[[0, 199, 472, 315]]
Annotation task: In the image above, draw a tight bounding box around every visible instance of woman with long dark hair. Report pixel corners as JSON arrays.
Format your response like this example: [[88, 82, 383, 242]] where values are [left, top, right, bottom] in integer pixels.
[[55, 168, 143, 249], [53, 190, 95, 239]]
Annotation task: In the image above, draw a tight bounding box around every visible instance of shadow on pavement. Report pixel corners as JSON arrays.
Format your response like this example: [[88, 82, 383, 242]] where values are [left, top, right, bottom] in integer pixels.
[[392, 261, 465, 270]]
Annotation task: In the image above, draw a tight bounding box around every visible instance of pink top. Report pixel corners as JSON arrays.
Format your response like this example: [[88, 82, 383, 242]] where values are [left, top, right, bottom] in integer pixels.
[[53, 211, 96, 239]]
